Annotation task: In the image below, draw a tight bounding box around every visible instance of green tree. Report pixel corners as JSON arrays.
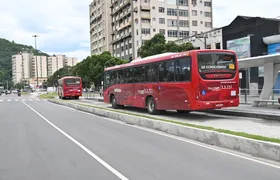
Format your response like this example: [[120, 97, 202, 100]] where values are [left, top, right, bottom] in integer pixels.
[[138, 33, 196, 58]]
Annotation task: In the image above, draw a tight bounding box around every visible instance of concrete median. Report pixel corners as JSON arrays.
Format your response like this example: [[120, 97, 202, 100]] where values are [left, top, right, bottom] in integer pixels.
[[49, 99, 280, 162]]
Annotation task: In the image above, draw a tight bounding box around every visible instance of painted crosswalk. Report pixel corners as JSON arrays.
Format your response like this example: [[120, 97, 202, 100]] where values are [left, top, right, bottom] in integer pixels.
[[0, 99, 44, 102]]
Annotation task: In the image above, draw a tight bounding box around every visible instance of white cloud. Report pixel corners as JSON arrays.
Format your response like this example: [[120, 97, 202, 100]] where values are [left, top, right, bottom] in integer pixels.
[[0, 0, 280, 61], [213, 0, 280, 27]]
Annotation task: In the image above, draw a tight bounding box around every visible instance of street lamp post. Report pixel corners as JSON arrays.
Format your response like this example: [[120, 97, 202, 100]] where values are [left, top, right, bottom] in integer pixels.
[[32, 35, 39, 88]]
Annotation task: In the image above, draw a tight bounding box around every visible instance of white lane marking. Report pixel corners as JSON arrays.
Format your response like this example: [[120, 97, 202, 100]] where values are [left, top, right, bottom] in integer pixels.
[[62, 104, 280, 169], [21, 99, 26, 101], [0, 100, 3, 102], [22, 101, 129, 180], [29, 99, 33, 101], [7, 99, 11, 102], [15, 99, 19, 101]]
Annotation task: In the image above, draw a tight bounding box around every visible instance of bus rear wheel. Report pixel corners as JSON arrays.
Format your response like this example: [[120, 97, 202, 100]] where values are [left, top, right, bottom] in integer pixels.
[[147, 97, 158, 115], [111, 95, 119, 109]]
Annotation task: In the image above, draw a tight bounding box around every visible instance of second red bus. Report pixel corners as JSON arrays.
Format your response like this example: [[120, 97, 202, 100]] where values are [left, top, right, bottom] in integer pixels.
[[58, 76, 83, 99]]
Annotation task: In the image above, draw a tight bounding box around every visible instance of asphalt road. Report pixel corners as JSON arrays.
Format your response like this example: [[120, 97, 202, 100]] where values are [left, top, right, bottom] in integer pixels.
[[0, 95, 280, 180]]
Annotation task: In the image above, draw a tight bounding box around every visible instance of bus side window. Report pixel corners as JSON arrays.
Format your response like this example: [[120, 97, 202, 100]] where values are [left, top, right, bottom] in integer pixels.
[[175, 57, 191, 81], [125, 68, 133, 83], [159, 60, 175, 82], [117, 70, 124, 84], [134, 66, 145, 83], [104, 72, 111, 86], [146, 64, 158, 82], [110, 71, 116, 84]]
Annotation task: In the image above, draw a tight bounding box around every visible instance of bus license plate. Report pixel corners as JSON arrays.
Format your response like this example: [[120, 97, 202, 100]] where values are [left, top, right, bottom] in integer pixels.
[[216, 104, 223, 107]]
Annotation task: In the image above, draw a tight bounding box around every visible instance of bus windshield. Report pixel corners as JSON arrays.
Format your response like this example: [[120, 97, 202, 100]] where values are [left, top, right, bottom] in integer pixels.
[[197, 52, 236, 79], [65, 78, 81, 86]]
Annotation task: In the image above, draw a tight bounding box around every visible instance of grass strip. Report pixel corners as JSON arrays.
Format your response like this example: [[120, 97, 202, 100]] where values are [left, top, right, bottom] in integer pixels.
[[40, 92, 57, 99]]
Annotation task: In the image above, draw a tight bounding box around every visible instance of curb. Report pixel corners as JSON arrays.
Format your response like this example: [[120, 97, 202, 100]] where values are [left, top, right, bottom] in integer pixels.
[[48, 99, 280, 162]]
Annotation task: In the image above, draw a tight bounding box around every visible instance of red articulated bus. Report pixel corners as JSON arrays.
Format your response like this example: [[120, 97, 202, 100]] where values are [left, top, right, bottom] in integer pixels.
[[58, 76, 82, 99], [103, 50, 239, 114]]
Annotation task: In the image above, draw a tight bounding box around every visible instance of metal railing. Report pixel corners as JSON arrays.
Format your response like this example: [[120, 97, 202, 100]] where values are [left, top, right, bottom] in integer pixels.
[[83, 91, 103, 99], [240, 88, 280, 104]]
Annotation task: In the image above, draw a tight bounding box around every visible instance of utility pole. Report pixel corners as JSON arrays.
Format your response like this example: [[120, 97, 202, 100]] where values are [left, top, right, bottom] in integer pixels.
[[32, 35, 39, 88]]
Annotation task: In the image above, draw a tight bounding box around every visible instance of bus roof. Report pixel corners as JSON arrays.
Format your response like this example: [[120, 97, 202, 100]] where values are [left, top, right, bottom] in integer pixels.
[[104, 49, 236, 71]]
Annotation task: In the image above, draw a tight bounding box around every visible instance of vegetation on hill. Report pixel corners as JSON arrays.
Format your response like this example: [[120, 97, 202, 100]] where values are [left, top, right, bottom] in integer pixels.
[[0, 38, 49, 86]]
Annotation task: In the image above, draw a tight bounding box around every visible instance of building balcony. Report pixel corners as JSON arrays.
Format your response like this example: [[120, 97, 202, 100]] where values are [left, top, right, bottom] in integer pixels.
[[111, 0, 131, 16], [140, 5, 151, 11], [111, 32, 132, 44], [117, 21, 132, 32]]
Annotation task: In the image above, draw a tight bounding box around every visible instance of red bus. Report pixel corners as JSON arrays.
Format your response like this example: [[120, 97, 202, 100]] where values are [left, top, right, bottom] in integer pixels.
[[58, 76, 82, 99], [103, 50, 239, 114]]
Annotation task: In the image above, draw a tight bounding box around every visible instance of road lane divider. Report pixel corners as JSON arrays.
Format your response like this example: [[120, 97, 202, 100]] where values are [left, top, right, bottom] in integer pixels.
[[22, 101, 130, 180], [48, 99, 280, 163]]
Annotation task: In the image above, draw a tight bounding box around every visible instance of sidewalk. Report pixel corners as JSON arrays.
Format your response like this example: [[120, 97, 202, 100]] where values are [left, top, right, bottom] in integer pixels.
[[209, 104, 280, 120]]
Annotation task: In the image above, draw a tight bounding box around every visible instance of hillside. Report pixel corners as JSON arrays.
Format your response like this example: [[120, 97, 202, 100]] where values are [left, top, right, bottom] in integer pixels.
[[0, 38, 49, 82]]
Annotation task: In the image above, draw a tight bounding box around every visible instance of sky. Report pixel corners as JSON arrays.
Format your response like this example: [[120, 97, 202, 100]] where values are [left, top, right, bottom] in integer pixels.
[[0, 0, 279, 61]]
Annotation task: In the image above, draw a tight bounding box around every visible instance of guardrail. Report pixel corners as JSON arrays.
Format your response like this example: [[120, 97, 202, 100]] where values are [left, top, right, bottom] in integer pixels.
[[240, 88, 280, 105]]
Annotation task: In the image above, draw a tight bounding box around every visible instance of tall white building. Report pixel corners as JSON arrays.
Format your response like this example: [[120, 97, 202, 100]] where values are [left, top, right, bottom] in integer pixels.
[[12, 53, 33, 83], [47, 55, 78, 76], [90, 0, 213, 60], [12, 53, 78, 84], [89, 0, 112, 55]]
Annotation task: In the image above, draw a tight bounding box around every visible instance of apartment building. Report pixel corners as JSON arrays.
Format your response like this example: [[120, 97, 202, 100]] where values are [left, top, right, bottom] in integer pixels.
[[12, 53, 78, 85], [12, 53, 33, 84], [107, 0, 213, 60], [89, 0, 112, 55], [32, 56, 48, 78]]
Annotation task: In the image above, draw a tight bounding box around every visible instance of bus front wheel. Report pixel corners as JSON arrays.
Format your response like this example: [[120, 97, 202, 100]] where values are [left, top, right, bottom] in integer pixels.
[[147, 97, 158, 115], [111, 95, 119, 109]]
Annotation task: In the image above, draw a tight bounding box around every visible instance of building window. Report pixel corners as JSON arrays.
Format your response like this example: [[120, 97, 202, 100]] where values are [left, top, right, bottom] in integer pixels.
[[159, 18, 165, 24], [179, 31, 189, 37], [192, 21, 198, 26], [167, 19, 177, 27], [215, 43, 221, 49], [205, 22, 212, 27], [167, 8, 177, 16], [167, 0, 176, 5], [192, 0, 197, 5], [159, 7, 165, 13], [204, 1, 211, 7], [179, 20, 189, 27], [192, 31, 198, 35], [152, 6, 155, 9], [204, 11, 211, 17], [153, 29, 156, 32], [201, 21, 203, 24], [179, 9, 188, 17], [153, 17, 156, 21], [142, 28, 151, 34], [178, 0, 188, 6], [159, 29, 165, 35], [192, 10, 197, 16], [168, 30, 178, 37], [141, 19, 150, 23]]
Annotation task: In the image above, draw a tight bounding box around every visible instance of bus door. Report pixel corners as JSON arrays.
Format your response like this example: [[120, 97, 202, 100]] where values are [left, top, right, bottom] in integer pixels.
[[133, 66, 146, 108], [122, 68, 134, 106], [157, 60, 176, 110]]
